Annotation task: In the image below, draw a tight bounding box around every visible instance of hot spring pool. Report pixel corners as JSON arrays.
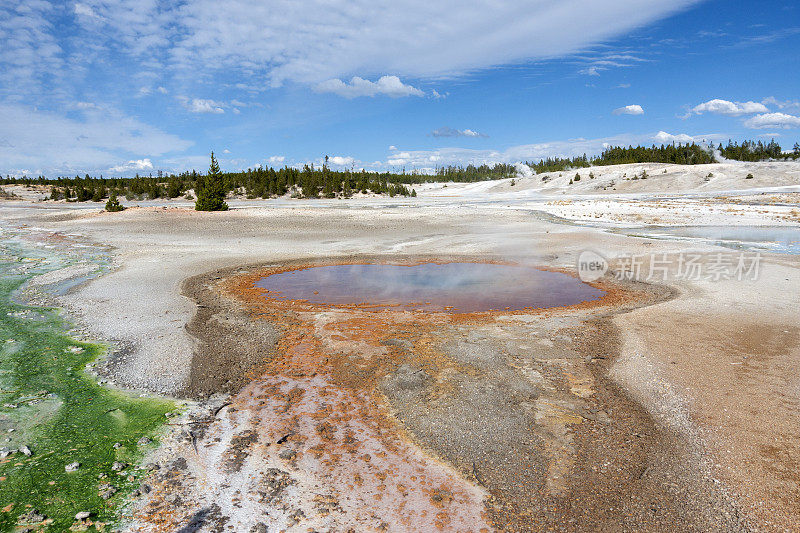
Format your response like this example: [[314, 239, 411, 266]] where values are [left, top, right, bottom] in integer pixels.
[[254, 262, 605, 313]]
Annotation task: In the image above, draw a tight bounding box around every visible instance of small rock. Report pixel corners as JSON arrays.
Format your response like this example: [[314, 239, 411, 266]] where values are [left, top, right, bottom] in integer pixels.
[[139, 483, 151, 494], [113, 442, 122, 449], [278, 448, 297, 461], [111, 461, 127, 471], [98, 483, 117, 500], [75, 511, 91, 521], [144, 462, 160, 471], [17, 508, 46, 524], [0, 448, 11, 458], [137, 437, 152, 446], [65, 462, 81, 472], [19, 445, 32, 456]]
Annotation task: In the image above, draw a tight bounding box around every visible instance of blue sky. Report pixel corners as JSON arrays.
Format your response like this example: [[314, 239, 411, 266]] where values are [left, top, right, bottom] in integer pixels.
[[1, 0, 798, 176]]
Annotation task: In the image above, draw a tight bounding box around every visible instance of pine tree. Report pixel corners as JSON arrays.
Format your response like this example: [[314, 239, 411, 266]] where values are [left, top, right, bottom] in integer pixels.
[[195, 152, 229, 211], [105, 192, 125, 212]]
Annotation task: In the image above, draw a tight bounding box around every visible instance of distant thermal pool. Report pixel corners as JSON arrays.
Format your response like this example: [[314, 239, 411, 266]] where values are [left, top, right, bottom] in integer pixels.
[[626, 225, 800, 255], [254, 262, 605, 313]]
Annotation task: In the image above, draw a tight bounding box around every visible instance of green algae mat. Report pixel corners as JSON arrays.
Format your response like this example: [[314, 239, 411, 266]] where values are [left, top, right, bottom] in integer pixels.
[[0, 230, 173, 531]]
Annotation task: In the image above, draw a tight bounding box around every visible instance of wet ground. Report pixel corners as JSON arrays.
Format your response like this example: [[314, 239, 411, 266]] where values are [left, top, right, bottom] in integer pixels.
[[623, 225, 800, 254], [0, 227, 173, 531]]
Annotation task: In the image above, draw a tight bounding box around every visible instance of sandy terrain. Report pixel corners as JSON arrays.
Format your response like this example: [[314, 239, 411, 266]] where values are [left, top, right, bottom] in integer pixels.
[[1, 160, 799, 531]]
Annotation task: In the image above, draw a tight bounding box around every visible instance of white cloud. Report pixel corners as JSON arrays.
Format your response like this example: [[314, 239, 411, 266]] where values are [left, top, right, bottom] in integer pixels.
[[137, 85, 168, 97], [0, 103, 192, 176], [654, 131, 695, 143], [577, 52, 648, 77], [73, 3, 102, 20], [315, 76, 424, 98], [430, 127, 488, 138], [53, 0, 701, 89], [1, 2, 65, 90], [327, 156, 356, 166], [109, 158, 153, 172], [743, 112, 800, 129], [761, 97, 800, 111], [691, 99, 768, 116], [268, 155, 285, 164], [180, 98, 225, 114], [222, 149, 231, 154], [613, 104, 644, 115]]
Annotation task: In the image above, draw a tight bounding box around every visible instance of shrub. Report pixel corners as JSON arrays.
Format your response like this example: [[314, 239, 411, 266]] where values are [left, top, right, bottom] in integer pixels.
[[746, 173, 754, 179]]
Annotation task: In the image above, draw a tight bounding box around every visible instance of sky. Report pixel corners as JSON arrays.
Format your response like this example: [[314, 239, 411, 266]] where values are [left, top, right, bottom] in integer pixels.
[[1, 0, 798, 177]]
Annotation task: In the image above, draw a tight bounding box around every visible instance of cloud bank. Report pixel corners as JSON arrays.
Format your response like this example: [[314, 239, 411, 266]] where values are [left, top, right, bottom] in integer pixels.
[[384, 131, 725, 169], [0, 103, 192, 176], [3, 0, 700, 92]]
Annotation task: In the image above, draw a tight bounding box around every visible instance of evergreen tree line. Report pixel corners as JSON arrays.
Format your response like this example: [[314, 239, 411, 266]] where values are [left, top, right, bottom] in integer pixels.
[[525, 139, 799, 173], [0, 161, 508, 202], [3, 140, 798, 203], [715, 139, 791, 162]]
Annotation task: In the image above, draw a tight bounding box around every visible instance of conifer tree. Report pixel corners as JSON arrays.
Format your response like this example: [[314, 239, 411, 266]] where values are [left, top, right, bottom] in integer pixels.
[[105, 192, 125, 212], [195, 151, 229, 211]]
